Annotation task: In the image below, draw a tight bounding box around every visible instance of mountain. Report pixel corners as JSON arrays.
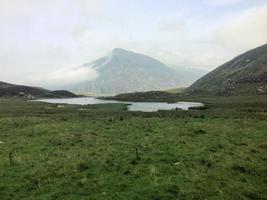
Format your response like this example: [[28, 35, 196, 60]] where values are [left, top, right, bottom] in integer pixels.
[[0, 81, 77, 99], [68, 48, 187, 94], [187, 43, 267, 95]]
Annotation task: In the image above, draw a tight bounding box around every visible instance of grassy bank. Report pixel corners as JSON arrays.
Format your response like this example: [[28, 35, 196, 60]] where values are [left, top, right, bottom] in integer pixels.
[[0, 97, 267, 199]]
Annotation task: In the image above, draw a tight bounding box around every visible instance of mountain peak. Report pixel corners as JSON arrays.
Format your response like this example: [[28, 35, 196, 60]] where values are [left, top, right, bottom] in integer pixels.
[[111, 48, 126, 52], [111, 48, 135, 56]]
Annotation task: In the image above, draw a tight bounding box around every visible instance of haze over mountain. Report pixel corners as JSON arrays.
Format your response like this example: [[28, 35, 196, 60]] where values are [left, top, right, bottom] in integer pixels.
[[0, 81, 77, 99], [187, 43, 267, 95], [67, 48, 206, 95], [171, 66, 208, 87]]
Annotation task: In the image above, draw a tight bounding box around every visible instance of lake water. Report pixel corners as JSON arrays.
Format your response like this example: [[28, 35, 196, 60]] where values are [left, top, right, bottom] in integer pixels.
[[35, 97, 203, 112]]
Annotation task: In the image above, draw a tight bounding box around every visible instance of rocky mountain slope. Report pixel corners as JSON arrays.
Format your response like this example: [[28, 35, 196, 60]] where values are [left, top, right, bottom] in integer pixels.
[[187, 43, 267, 95]]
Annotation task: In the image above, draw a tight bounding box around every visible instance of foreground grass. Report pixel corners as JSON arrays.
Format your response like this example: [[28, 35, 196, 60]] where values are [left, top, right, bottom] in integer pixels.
[[0, 97, 267, 200]]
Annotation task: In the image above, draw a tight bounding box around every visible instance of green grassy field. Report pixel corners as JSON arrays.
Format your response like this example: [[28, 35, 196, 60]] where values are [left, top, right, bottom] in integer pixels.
[[0, 97, 267, 200]]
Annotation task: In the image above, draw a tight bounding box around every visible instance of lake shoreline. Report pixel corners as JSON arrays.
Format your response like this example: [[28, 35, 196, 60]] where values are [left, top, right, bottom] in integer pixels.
[[33, 97, 204, 112]]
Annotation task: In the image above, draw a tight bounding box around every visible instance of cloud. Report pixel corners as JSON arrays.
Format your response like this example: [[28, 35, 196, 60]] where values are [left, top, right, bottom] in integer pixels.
[[0, 0, 267, 87], [157, 20, 185, 33], [203, 0, 246, 6], [29, 67, 98, 88], [214, 6, 267, 51], [155, 5, 267, 69]]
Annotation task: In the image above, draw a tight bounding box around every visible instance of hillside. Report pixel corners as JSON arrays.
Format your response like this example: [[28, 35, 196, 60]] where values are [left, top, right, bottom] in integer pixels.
[[68, 49, 201, 94], [100, 91, 180, 102], [0, 81, 77, 99], [187, 43, 267, 95]]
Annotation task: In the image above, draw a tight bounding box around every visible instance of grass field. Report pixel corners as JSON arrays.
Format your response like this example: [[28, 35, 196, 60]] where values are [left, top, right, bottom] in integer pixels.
[[0, 96, 267, 200]]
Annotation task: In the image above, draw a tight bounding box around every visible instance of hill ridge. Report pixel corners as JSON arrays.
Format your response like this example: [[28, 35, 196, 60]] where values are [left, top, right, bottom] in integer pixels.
[[0, 81, 77, 99], [187, 43, 267, 95]]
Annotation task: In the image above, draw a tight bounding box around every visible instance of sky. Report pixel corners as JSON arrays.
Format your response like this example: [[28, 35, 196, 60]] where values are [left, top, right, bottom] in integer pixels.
[[1, 0, 267, 88]]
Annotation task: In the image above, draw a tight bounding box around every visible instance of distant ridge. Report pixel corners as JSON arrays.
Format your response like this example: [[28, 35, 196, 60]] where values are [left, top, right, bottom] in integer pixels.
[[0, 81, 77, 99], [187, 43, 267, 95]]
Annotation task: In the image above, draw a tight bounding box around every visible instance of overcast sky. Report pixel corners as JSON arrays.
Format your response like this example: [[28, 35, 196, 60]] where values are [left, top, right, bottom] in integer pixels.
[[1, 0, 267, 88]]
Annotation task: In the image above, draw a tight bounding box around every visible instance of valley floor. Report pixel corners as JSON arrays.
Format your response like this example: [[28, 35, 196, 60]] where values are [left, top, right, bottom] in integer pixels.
[[0, 96, 267, 200]]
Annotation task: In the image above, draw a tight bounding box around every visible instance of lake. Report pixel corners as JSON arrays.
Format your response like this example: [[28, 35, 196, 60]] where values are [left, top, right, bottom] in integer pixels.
[[35, 97, 203, 112]]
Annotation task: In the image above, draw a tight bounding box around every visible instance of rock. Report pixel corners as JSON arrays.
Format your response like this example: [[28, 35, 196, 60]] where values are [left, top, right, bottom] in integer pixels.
[[57, 105, 64, 108]]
